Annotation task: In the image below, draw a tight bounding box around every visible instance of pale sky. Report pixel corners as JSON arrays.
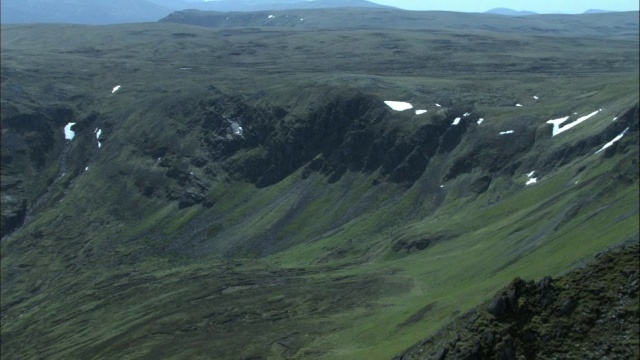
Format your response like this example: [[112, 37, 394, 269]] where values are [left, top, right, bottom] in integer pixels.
[[370, 0, 639, 13]]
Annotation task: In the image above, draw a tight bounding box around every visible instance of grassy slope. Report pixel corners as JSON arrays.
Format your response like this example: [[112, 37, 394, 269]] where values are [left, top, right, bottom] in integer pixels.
[[1, 16, 639, 360], [396, 242, 640, 359]]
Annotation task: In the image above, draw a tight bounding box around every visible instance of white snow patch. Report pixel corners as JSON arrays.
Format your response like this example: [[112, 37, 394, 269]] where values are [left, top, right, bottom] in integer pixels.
[[384, 101, 413, 111], [112, 85, 121, 94], [268, 14, 275, 19], [548, 109, 601, 136], [440, 185, 444, 188], [85, 166, 89, 171], [477, 118, 484, 125], [179, 67, 192, 70], [231, 122, 243, 135], [533, 96, 539, 100], [64, 122, 76, 141], [452, 117, 461, 125], [463, 112, 471, 117], [573, 112, 578, 115], [96, 128, 102, 148], [435, 103, 442, 107], [595, 127, 629, 154], [415, 109, 427, 115], [515, 103, 523, 107], [525, 178, 537, 186], [613, 117, 618, 121], [527, 171, 535, 178], [300, 18, 304, 21], [499, 130, 515, 135], [546, 116, 570, 136]]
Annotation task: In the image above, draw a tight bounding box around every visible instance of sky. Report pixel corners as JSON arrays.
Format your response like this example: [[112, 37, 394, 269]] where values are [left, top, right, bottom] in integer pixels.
[[368, 0, 639, 13]]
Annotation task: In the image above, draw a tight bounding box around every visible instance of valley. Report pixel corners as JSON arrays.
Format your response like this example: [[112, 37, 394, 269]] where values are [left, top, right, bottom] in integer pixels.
[[1, 9, 638, 359]]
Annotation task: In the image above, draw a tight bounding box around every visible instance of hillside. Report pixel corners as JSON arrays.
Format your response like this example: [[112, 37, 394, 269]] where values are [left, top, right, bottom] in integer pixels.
[[0, 0, 392, 25], [1, 9, 639, 360], [160, 9, 640, 39], [397, 242, 639, 359]]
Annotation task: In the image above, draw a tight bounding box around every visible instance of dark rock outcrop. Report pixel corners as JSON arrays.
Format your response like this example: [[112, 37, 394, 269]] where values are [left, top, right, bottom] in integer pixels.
[[395, 242, 640, 360]]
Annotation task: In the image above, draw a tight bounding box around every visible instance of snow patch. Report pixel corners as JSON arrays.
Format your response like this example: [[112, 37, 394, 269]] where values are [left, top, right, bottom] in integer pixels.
[[545, 116, 570, 136], [463, 112, 471, 117], [533, 96, 539, 100], [112, 85, 121, 94], [452, 117, 461, 125], [527, 171, 535, 178], [525, 178, 537, 186], [435, 103, 442, 107], [415, 109, 427, 115], [515, 103, 523, 107], [499, 130, 514, 135], [268, 14, 275, 19], [547, 110, 601, 136], [613, 117, 618, 121], [85, 166, 89, 171], [231, 122, 243, 136], [384, 101, 413, 111], [96, 128, 102, 148], [595, 127, 629, 154], [477, 118, 484, 125], [64, 122, 76, 141]]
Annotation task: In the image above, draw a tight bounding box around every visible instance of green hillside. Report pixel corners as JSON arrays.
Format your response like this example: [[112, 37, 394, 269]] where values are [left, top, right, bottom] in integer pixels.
[[1, 10, 638, 359]]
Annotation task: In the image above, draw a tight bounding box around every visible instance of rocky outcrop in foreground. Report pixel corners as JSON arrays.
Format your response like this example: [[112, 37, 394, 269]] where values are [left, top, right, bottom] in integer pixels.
[[396, 241, 640, 360]]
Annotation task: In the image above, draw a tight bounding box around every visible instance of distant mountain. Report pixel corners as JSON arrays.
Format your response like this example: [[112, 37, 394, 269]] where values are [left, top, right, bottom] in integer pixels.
[[148, 0, 394, 12], [160, 8, 639, 40], [0, 0, 174, 25], [145, 0, 196, 10], [244, 0, 396, 11], [486, 8, 538, 16], [0, 0, 394, 24], [583, 9, 616, 14]]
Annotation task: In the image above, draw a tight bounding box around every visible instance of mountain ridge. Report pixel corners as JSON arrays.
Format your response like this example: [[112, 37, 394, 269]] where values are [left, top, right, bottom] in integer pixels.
[[485, 7, 538, 16], [0, 0, 393, 25], [158, 8, 640, 39]]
